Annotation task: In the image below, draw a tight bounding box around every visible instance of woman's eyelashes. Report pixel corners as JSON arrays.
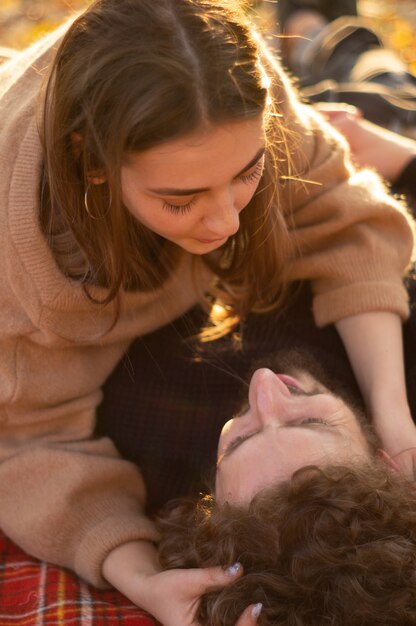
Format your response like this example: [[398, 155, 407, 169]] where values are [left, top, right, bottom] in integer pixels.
[[161, 158, 265, 214], [239, 160, 264, 185], [162, 198, 197, 215]]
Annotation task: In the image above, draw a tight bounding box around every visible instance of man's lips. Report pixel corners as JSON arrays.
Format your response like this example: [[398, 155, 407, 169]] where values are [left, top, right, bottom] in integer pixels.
[[275, 373, 305, 392]]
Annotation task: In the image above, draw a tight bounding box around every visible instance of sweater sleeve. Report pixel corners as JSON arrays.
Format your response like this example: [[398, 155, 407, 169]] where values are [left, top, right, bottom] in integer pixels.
[[280, 100, 415, 327], [0, 324, 160, 587]]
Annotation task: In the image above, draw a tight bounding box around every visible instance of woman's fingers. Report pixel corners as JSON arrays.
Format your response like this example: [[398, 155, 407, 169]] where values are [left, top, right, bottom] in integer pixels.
[[192, 562, 243, 596], [235, 603, 263, 625]]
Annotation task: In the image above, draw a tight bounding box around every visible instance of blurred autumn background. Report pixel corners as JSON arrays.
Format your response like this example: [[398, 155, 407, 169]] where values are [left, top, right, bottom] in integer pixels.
[[0, 0, 415, 75]]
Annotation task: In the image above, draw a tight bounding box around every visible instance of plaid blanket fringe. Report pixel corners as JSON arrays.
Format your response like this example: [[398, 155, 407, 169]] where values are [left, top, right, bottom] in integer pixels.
[[0, 531, 157, 625]]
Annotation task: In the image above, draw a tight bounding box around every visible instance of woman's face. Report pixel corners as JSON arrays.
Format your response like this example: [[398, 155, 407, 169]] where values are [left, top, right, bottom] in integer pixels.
[[120, 118, 265, 254], [216, 368, 371, 504]]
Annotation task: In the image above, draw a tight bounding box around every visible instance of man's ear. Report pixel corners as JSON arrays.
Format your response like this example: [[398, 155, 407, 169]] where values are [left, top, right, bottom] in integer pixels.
[[70, 132, 107, 184], [377, 449, 401, 473]]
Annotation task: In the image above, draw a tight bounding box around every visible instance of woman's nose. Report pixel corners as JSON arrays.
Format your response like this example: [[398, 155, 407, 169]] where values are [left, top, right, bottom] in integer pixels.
[[202, 190, 240, 238], [249, 368, 293, 426]]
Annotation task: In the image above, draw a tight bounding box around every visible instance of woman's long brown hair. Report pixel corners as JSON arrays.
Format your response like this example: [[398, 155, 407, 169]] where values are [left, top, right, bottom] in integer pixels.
[[40, 0, 295, 332]]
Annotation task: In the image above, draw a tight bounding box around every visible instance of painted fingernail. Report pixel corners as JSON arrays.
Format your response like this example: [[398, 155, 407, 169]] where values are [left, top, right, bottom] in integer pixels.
[[252, 603, 263, 620], [225, 562, 241, 576]]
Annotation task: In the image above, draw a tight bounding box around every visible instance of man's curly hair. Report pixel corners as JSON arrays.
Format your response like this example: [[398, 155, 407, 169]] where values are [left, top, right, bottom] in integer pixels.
[[158, 463, 416, 625]]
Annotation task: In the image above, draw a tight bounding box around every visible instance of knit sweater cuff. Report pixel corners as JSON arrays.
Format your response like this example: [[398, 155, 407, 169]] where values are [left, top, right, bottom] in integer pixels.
[[313, 281, 410, 327], [74, 514, 160, 588]]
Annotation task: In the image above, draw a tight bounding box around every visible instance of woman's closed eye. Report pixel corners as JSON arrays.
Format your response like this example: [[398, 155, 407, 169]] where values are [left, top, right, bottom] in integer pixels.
[[238, 159, 264, 185], [162, 197, 197, 215], [161, 156, 265, 214]]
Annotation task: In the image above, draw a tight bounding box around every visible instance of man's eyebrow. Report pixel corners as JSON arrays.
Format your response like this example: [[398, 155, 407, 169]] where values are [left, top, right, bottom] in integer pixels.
[[146, 146, 266, 196]]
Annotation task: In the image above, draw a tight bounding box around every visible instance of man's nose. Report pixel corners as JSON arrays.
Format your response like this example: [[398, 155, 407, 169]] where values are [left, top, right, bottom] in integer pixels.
[[202, 190, 240, 238], [250, 368, 293, 426]]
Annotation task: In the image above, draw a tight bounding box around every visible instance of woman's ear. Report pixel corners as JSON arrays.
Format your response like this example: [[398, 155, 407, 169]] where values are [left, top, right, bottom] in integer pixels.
[[70, 131, 83, 160], [70, 132, 107, 184], [87, 173, 107, 185], [377, 449, 401, 473]]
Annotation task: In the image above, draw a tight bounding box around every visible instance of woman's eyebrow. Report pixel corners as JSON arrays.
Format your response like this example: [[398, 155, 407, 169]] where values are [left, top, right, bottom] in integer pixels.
[[146, 146, 266, 196]]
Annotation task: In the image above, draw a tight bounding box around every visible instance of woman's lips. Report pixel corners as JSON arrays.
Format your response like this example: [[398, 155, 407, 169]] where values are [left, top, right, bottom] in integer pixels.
[[275, 373, 305, 392], [196, 237, 226, 243]]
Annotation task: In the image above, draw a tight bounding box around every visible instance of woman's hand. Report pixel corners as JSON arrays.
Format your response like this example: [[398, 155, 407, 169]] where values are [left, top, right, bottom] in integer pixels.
[[392, 447, 416, 478], [133, 565, 261, 626], [236, 603, 264, 625], [103, 540, 260, 626], [373, 409, 416, 479]]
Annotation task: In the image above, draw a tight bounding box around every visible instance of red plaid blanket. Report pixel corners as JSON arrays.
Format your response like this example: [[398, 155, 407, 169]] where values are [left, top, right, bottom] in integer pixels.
[[0, 530, 158, 625]]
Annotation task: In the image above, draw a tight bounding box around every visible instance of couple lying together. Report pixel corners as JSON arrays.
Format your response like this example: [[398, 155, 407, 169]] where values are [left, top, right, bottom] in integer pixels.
[[2, 0, 416, 621], [3, 335, 414, 625]]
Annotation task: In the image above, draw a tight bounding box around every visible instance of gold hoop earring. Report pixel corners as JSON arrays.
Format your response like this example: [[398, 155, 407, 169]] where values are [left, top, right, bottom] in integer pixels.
[[84, 184, 112, 220]]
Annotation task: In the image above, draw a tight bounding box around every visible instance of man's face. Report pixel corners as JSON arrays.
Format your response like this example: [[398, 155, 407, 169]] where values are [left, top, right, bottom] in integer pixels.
[[216, 365, 371, 504]]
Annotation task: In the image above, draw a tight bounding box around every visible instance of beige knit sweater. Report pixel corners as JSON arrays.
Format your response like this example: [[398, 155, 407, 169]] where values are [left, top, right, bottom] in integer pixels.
[[0, 26, 413, 587]]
